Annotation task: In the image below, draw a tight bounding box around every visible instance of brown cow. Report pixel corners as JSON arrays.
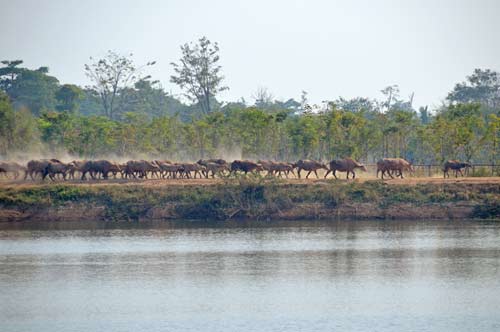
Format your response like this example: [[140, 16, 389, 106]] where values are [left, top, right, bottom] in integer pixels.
[[0, 161, 26, 179], [443, 160, 471, 178], [258, 160, 276, 176], [45, 160, 73, 181], [325, 158, 367, 179], [123, 160, 159, 179], [25, 159, 61, 180], [204, 162, 229, 178], [197, 159, 227, 166], [230, 160, 263, 175], [179, 163, 205, 179], [155, 160, 183, 179], [67, 160, 87, 179], [376, 158, 413, 179], [295, 160, 328, 179], [80, 160, 121, 180]]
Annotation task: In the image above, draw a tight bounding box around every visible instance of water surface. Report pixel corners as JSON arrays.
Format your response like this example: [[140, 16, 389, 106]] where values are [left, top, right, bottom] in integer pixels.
[[1, 220, 499, 332]]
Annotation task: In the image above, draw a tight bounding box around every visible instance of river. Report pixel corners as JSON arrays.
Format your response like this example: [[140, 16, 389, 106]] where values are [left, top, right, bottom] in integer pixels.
[[1, 219, 499, 332]]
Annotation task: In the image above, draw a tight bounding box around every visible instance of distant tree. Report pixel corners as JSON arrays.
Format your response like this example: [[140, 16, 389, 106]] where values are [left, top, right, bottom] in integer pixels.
[[0, 60, 24, 93], [56, 84, 84, 112], [0, 60, 59, 115], [380, 85, 400, 111], [84, 51, 155, 120], [253, 87, 274, 108], [419, 106, 430, 124], [447, 69, 500, 108], [334, 97, 378, 113], [170, 37, 228, 115], [0, 91, 15, 154]]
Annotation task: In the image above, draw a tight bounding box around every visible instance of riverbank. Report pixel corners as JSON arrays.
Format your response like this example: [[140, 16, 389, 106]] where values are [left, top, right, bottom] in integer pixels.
[[0, 178, 498, 222]]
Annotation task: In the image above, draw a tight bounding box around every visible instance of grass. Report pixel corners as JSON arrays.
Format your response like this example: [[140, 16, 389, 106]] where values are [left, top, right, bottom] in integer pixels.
[[0, 179, 498, 220]]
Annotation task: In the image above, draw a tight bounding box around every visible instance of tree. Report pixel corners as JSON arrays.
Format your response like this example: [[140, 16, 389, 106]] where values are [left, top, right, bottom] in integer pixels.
[[0, 91, 15, 154], [56, 84, 84, 112], [380, 85, 400, 111], [84, 51, 155, 120], [253, 87, 274, 108], [447, 69, 500, 108], [170, 37, 228, 115], [0, 61, 59, 115], [0, 60, 24, 93]]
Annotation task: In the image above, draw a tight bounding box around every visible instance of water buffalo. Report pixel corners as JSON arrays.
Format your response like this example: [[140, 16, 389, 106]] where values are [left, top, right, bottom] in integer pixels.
[[154, 160, 183, 179], [25, 159, 61, 180], [295, 160, 328, 179], [0, 161, 26, 179], [179, 163, 205, 179], [204, 162, 229, 178], [273, 162, 296, 178], [443, 160, 471, 178], [67, 160, 87, 179], [376, 158, 413, 179], [230, 160, 263, 175], [81, 160, 121, 180], [44, 160, 74, 181], [324, 158, 367, 179], [258, 160, 296, 178], [197, 159, 227, 166], [258, 160, 276, 176], [123, 160, 160, 179]]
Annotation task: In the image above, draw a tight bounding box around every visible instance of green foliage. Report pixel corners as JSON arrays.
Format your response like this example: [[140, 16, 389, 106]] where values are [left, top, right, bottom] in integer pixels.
[[0, 57, 498, 166], [170, 36, 228, 115], [84, 51, 155, 120], [56, 84, 83, 112], [1, 181, 497, 221]]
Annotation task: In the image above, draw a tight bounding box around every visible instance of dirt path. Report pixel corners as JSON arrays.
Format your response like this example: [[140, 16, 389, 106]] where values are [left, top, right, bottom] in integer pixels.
[[0, 176, 499, 189]]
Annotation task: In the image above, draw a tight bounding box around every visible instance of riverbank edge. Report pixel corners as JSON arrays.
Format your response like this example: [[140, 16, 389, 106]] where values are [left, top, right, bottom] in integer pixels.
[[0, 180, 498, 222]]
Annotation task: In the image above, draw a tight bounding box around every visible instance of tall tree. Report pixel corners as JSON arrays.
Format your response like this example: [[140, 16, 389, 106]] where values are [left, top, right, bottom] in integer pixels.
[[0, 61, 59, 115], [447, 69, 500, 108], [84, 51, 155, 120], [56, 84, 84, 112], [0, 60, 24, 93], [170, 37, 228, 115]]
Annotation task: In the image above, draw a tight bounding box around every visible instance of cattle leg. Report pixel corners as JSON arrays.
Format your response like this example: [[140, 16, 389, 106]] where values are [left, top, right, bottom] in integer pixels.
[[324, 170, 331, 178]]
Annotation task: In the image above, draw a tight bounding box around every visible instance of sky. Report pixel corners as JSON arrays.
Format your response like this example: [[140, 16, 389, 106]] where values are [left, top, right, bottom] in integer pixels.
[[2, 0, 500, 110]]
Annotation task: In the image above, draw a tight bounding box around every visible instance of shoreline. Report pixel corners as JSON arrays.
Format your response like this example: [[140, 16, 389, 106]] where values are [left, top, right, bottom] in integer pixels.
[[0, 178, 498, 222]]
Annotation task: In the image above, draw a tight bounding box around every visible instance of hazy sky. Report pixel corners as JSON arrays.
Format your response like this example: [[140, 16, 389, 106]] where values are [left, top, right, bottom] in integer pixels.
[[2, 0, 500, 109]]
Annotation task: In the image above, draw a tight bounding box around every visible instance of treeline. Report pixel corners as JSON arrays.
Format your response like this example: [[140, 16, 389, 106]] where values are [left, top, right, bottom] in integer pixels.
[[0, 39, 499, 164]]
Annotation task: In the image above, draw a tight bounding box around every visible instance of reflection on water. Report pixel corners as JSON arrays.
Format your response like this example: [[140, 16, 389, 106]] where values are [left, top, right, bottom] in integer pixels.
[[1, 220, 500, 332]]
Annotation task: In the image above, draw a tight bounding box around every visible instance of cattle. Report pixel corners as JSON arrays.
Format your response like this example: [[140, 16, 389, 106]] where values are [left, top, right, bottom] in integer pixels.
[[179, 163, 205, 179], [0, 161, 26, 179], [443, 160, 471, 178], [25, 159, 61, 180], [123, 160, 159, 179], [154, 160, 184, 179], [230, 160, 263, 175], [376, 158, 414, 179], [324, 158, 367, 179], [67, 160, 88, 179], [197, 159, 227, 166], [295, 160, 328, 179], [204, 162, 229, 178], [80, 160, 121, 180], [258, 160, 296, 178], [45, 160, 73, 181]]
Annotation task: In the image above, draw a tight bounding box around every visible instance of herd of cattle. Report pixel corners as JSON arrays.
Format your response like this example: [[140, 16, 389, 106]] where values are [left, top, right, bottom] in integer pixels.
[[0, 158, 472, 181]]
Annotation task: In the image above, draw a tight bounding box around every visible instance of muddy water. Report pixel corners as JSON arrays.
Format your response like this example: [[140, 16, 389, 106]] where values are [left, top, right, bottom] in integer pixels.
[[1, 220, 500, 332]]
